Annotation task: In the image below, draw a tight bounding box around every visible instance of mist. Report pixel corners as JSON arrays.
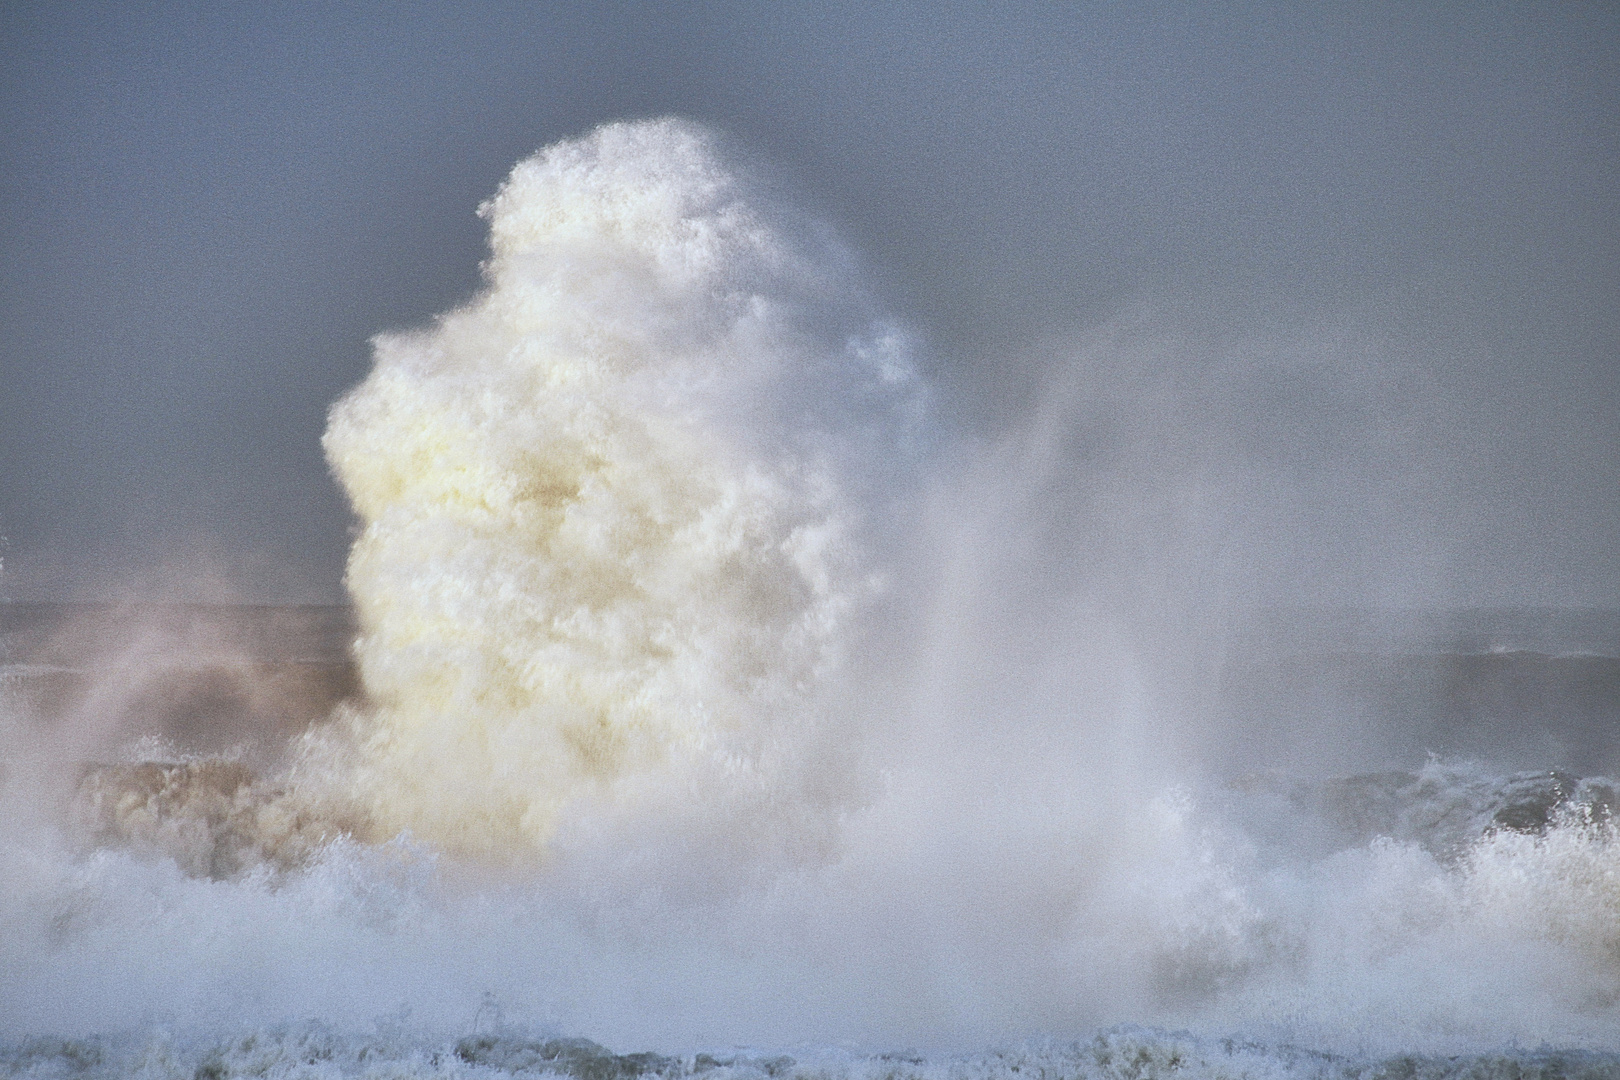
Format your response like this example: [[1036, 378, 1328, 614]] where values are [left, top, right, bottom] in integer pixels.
[[3, 121, 1617, 1071], [1, 7, 1618, 1077]]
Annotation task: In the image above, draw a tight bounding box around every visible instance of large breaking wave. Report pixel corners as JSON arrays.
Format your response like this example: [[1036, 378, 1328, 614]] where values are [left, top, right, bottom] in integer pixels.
[[308, 118, 920, 858], [1, 120, 1616, 1073]]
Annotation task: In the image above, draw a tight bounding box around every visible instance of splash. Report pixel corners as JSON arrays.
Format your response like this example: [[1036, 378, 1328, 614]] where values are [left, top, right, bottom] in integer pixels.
[[2, 120, 1617, 1059], [313, 119, 919, 855]]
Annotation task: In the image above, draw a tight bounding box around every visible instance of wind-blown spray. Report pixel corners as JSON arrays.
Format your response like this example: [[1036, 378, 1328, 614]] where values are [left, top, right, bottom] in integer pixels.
[[1, 120, 1617, 1066]]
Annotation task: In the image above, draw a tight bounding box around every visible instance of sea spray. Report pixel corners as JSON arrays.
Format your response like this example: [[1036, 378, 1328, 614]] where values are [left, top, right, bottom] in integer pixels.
[[308, 119, 922, 857], [2, 121, 1618, 1058]]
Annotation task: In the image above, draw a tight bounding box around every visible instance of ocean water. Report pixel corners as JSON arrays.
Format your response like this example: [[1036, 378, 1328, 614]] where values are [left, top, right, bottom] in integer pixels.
[[2, 120, 1617, 1078]]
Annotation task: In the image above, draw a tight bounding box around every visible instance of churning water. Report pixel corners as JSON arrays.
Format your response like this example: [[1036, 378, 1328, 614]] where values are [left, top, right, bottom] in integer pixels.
[[2, 120, 1616, 1078]]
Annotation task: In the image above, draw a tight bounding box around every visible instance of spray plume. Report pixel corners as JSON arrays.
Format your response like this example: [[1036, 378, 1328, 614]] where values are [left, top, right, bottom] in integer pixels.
[[314, 118, 919, 856], [0, 119, 1616, 1061]]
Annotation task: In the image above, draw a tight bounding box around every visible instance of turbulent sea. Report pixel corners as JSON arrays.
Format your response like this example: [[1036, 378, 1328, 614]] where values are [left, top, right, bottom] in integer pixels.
[[3, 121, 1618, 1077]]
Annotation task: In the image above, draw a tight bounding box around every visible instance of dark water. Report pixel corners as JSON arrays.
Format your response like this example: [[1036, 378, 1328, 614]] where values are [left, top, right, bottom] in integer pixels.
[[0, 603, 356, 759], [15, 602, 1611, 776], [1215, 607, 1620, 778]]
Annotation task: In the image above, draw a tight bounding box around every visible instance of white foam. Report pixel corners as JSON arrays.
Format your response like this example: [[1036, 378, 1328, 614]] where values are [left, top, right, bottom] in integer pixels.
[[313, 118, 920, 857], [1, 121, 1616, 1059]]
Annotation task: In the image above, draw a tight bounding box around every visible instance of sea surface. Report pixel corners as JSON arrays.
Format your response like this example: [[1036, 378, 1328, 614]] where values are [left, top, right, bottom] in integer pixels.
[[3, 602, 1617, 1079], [4, 122, 1617, 1078]]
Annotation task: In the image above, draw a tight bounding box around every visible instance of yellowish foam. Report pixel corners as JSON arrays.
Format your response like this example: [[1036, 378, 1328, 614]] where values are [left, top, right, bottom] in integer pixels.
[[316, 119, 910, 855]]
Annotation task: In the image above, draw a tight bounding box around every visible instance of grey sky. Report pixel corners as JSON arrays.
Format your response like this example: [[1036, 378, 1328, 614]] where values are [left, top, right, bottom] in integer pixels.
[[1, 2, 1615, 605]]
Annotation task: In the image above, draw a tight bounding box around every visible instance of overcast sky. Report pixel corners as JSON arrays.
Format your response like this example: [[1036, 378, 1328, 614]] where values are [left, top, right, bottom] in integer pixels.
[[1, 2, 1615, 605]]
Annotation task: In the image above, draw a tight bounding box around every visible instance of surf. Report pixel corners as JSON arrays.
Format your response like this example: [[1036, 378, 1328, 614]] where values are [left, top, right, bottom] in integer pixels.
[[1, 119, 1616, 1066]]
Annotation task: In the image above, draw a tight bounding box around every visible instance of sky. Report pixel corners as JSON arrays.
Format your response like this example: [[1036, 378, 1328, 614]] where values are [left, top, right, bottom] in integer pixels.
[[1, 1, 1616, 606]]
